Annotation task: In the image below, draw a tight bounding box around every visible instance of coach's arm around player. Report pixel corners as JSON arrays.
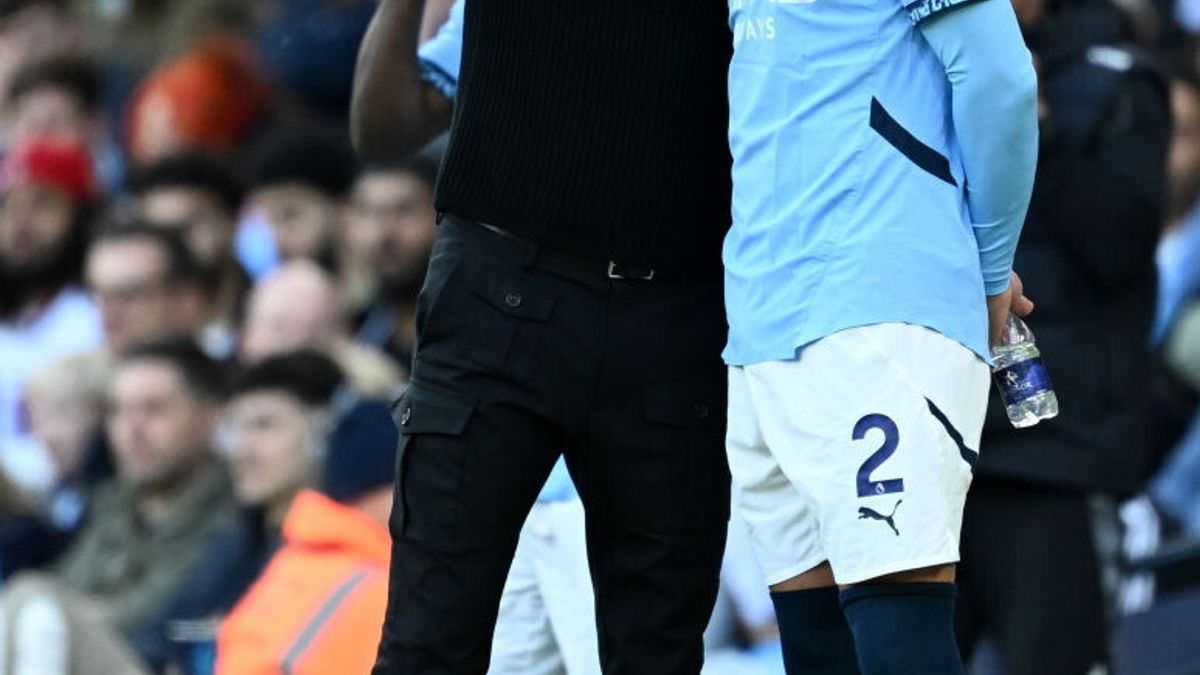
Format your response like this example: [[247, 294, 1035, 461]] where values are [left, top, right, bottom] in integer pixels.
[[351, 0, 455, 160], [915, 0, 1040, 344]]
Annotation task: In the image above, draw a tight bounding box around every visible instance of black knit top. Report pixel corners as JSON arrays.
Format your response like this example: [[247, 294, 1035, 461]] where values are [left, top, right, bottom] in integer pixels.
[[435, 0, 733, 279]]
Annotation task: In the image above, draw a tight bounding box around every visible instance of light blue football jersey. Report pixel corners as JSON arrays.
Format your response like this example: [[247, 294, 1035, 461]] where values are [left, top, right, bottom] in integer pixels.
[[417, 0, 464, 100], [724, 0, 1019, 366]]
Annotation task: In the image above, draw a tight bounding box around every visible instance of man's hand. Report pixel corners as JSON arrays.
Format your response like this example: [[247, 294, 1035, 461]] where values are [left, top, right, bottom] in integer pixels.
[[987, 271, 1034, 347]]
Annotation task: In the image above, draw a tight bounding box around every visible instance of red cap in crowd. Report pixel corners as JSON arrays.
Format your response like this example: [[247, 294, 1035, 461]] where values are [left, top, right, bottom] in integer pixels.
[[1, 135, 96, 203], [127, 37, 269, 164]]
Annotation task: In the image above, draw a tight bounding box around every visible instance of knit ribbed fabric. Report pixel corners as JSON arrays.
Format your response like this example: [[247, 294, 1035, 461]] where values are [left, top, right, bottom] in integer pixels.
[[435, 0, 732, 278]]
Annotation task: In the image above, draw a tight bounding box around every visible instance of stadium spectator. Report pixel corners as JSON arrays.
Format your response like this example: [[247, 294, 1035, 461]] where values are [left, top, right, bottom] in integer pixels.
[[215, 399, 397, 675], [1152, 345, 1200, 536], [0, 0, 82, 113], [7, 55, 96, 142], [241, 259, 404, 397], [1113, 0, 1167, 44], [84, 224, 210, 355], [255, 0, 374, 118], [0, 340, 237, 675], [126, 36, 269, 167], [957, 2, 1172, 673], [1154, 68, 1200, 344], [130, 151, 247, 355], [244, 127, 355, 268], [71, 0, 167, 67], [0, 135, 101, 493], [131, 350, 345, 674], [149, 0, 260, 65], [1168, 303, 1200, 389], [240, 260, 339, 360], [23, 354, 108, 539], [1146, 68, 1200, 538], [73, 0, 256, 65], [5, 54, 125, 193], [341, 158, 438, 366], [0, 470, 60, 580]]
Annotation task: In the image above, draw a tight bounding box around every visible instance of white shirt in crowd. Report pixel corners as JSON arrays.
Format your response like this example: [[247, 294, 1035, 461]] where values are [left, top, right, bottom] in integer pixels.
[[0, 288, 102, 494]]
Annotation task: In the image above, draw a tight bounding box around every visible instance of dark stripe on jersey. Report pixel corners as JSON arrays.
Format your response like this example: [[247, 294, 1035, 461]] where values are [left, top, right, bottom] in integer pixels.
[[925, 397, 978, 469], [870, 98, 958, 187]]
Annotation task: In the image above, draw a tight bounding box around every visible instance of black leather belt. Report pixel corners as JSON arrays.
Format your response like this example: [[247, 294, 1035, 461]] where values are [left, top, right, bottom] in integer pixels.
[[444, 214, 658, 282]]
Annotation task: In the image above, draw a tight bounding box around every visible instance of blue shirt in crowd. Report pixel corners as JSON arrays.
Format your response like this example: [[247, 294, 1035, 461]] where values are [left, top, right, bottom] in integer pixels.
[[1154, 205, 1200, 345]]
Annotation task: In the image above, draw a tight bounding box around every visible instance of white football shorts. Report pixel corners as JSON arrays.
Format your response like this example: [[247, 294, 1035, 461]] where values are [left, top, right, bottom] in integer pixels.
[[727, 322, 990, 585]]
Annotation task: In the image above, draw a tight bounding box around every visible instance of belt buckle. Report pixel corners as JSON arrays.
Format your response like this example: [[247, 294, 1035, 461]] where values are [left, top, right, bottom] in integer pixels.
[[607, 261, 656, 281]]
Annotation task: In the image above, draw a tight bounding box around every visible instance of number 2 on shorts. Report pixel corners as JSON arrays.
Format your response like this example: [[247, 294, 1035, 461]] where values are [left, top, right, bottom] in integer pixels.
[[853, 414, 905, 498]]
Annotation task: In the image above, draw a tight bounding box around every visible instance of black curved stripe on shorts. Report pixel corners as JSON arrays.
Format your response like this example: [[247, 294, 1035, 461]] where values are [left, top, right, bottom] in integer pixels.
[[926, 397, 978, 469], [870, 98, 958, 187]]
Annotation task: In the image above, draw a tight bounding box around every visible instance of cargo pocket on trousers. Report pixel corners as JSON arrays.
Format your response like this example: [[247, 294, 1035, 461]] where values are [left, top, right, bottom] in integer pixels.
[[390, 385, 475, 543], [467, 274, 557, 372], [642, 378, 731, 531]]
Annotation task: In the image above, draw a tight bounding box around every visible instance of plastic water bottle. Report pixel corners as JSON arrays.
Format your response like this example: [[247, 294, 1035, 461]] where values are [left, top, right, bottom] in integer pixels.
[[991, 314, 1059, 428]]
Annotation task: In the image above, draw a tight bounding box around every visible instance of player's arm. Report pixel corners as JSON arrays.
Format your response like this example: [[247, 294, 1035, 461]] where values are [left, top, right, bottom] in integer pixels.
[[911, 0, 1039, 341], [351, 0, 460, 160]]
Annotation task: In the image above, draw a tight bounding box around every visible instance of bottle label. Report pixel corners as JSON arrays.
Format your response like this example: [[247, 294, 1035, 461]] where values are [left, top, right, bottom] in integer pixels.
[[993, 357, 1053, 406]]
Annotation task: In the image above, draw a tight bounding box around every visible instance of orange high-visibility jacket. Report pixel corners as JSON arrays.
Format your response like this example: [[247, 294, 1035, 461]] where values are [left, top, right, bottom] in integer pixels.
[[216, 490, 390, 675]]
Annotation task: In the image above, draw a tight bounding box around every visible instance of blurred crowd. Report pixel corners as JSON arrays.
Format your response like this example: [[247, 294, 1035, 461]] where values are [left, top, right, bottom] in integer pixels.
[[1, 0, 1200, 673], [0, 1, 450, 673]]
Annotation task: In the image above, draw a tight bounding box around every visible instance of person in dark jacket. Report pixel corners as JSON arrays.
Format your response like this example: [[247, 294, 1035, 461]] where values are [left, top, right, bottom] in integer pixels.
[[956, 1, 1172, 673], [1143, 63, 1200, 540], [129, 351, 345, 674], [0, 471, 62, 580], [1, 340, 237, 675]]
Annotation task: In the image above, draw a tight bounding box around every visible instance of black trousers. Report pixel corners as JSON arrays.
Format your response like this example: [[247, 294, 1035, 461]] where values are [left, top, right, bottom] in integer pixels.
[[956, 476, 1109, 675], [372, 217, 731, 675]]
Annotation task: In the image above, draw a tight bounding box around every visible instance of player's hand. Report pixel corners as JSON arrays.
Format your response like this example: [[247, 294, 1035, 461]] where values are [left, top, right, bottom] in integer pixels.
[[987, 271, 1034, 347]]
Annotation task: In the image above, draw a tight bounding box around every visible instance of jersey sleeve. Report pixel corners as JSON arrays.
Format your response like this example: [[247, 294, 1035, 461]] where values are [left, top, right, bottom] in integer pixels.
[[417, 0, 464, 100], [903, 0, 991, 26], [915, 0, 1039, 295]]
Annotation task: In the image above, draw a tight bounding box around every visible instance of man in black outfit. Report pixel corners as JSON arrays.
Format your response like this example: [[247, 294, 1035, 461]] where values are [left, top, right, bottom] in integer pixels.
[[352, 1, 733, 673]]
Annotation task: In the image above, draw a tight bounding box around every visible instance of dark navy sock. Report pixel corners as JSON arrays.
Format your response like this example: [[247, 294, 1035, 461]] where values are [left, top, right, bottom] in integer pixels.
[[840, 582, 965, 675], [771, 587, 861, 675]]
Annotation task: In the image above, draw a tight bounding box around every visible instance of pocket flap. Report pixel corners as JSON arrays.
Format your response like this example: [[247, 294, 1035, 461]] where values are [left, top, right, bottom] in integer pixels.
[[473, 277, 556, 322], [391, 385, 474, 435]]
